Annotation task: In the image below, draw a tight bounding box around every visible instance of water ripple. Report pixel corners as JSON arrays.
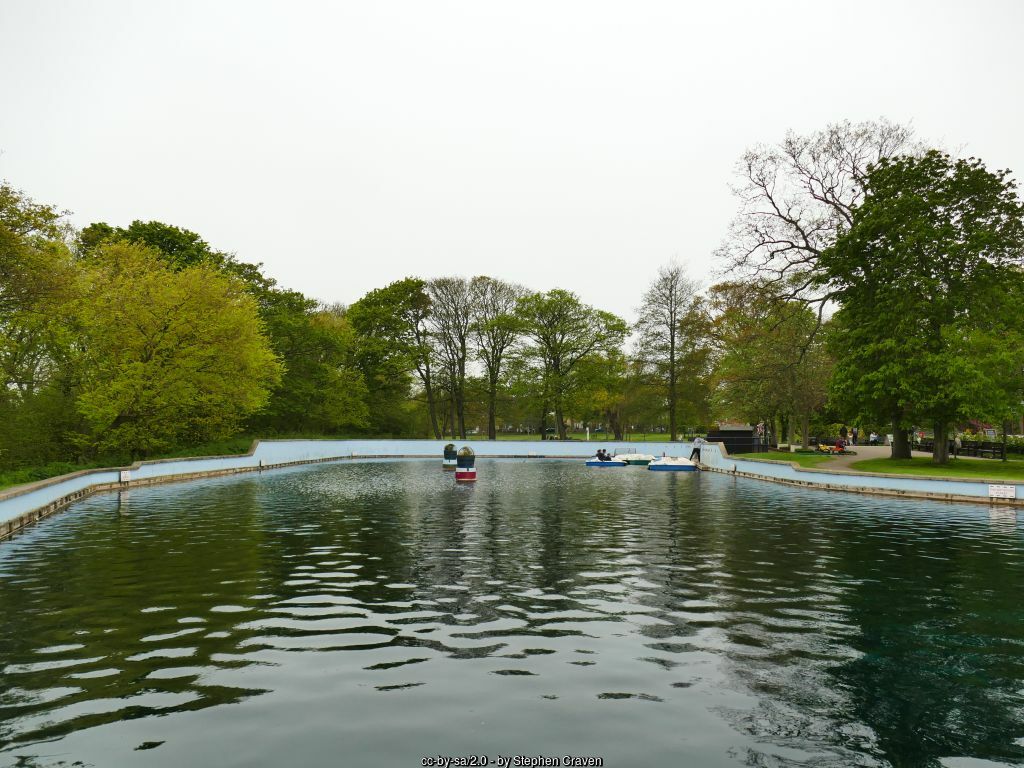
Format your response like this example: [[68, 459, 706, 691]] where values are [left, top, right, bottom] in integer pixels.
[[0, 459, 1022, 767]]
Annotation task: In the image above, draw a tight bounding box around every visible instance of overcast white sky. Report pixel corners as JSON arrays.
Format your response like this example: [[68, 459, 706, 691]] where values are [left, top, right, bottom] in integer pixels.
[[1, 1, 1022, 321]]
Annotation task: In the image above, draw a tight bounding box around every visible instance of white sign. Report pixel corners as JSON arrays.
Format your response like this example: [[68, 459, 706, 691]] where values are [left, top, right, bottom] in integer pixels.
[[988, 484, 1016, 499], [119, 470, 131, 482]]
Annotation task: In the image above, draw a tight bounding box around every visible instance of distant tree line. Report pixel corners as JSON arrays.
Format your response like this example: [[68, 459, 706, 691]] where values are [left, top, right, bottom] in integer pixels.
[[2, 118, 1022, 472]]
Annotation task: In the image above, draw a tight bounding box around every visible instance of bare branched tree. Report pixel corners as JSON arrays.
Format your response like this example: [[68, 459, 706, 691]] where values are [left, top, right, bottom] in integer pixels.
[[635, 262, 700, 441], [428, 277, 473, 439], [718, 118, 920, 313]]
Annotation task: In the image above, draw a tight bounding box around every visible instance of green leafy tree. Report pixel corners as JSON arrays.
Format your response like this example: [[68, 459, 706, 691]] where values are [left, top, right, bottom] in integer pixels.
[[247, 301, 369, 434], [347, 279, 428, 436], [821, 151, 1024, 462], [81, 218, 369, 438], [0, 182, 81, 468], [574, 351, 658, 440], [0, 182, 68, 240], [517, 289, 627, 439], [470, 276, 525, 440], [708, 280, 831, 447], [73, 242, 282, 457], [79, 220, 228, 271]]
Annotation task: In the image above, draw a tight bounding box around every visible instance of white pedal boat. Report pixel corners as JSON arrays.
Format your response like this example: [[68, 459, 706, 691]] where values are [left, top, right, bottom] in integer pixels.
[[617, 453, 656, 466], [647, 456, 699, 471]]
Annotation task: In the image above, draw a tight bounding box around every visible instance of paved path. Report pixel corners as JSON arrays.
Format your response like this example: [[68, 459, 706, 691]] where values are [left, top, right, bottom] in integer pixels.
[[825, 444, 894, 470]]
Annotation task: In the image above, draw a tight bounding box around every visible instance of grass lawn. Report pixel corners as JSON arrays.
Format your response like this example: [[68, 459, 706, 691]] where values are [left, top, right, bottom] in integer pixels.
[[850, 456, 1024, 481], [731, 452, 839, 468]]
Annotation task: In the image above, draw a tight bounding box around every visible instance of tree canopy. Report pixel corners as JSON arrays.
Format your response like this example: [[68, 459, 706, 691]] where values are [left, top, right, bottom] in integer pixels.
[[5, 117, 1024, 473], [73, 242, 282, 457], [821, 151, 1024, 461]]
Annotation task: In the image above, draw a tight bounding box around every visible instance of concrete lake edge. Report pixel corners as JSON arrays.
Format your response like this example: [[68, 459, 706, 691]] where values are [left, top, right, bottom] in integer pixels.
[[1, 439, 1021, 543]]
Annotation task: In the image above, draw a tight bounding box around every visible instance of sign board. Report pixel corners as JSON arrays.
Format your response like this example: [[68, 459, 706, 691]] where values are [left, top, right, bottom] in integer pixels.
[[988, 484, 1016, 499], [119, 470, 131, 482], [985, 429, 997, 439]]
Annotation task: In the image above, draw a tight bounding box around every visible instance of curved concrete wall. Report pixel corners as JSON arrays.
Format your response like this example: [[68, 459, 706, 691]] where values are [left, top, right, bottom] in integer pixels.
[[700, 444, 1023, 503], [1, 440, 1020, 540], [0, 439, 680, 533]]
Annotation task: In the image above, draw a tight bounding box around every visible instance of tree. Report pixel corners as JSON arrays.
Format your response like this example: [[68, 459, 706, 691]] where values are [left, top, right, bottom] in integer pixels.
[[720, 119, 919, 310], [517, 290, 627, 439], [635, 263, 700, 440], [247, 301, 369, 435], [707, 281, 831, 447], [347, 279, 426, 435], [73, 242, 282, 457], [821, 151, 1024, 462], [574, 351, 658, 440], [80, 220, 228, 271], [428, 277, 473, 438], [0, 182, 68, 240], [0, 183, 79, 468], [80, 218, 369, 437], [470, 276, 525, 440]]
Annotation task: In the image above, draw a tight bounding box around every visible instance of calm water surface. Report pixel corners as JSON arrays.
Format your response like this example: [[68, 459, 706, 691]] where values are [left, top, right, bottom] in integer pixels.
[[1, 460, 1023, 767]]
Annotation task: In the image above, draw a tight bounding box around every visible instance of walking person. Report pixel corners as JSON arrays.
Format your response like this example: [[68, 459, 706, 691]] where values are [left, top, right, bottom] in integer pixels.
[[689, 435, 706, 464], [851, 426, 858, 446]]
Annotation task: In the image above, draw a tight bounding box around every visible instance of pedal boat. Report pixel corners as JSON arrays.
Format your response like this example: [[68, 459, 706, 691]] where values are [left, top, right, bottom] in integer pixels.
[[585, 456, 627, 467], [647, 456, 699, 471]]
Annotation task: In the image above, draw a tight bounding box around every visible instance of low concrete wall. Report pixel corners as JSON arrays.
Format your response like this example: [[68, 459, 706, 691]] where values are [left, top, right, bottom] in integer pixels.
[[698, 444, 1024, 506], [1, 439, 1020, 542], [0, 439, 681, 539]]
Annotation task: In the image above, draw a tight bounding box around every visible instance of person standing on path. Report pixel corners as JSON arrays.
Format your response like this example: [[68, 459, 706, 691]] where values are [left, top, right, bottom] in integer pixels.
[[690, 435, 706, 464], [851, 427, 858, 446]]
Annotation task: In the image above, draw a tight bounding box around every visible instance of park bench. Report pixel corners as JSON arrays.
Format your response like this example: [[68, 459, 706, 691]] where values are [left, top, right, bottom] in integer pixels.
[[977, 441, 1006, 459], [915, 439, 1007, 458]]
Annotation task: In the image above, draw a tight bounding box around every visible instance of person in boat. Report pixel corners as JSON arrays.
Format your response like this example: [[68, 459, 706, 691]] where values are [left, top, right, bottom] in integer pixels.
[[596, 449, 609, 461], [689, 435, 706, 463]]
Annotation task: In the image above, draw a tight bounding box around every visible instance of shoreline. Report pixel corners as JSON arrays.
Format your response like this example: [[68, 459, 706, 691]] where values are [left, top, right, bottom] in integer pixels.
[[1, 439, 1021, 543]]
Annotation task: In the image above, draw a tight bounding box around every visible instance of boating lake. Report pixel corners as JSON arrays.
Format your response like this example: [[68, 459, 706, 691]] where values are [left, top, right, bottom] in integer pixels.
[[1, 459, 1023, 767]]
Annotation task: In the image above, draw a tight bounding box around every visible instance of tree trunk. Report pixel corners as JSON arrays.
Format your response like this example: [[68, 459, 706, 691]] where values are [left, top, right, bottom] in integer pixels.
[[456, 383, 466, 439], [423, 377, 441, 439], [891, 421, 912, 459], [801, 412, 811, 449], [932, 420, 950, 464], [539, 405, 548, 440], [668, 367, 677, 442], [486, 377, 498, 441], [555, 404, 566, 440], [610, 409, 623, 440]]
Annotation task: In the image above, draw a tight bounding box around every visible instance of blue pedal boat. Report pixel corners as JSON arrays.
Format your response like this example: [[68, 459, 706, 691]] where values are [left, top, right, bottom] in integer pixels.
[[585, 458, 627, 467]]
